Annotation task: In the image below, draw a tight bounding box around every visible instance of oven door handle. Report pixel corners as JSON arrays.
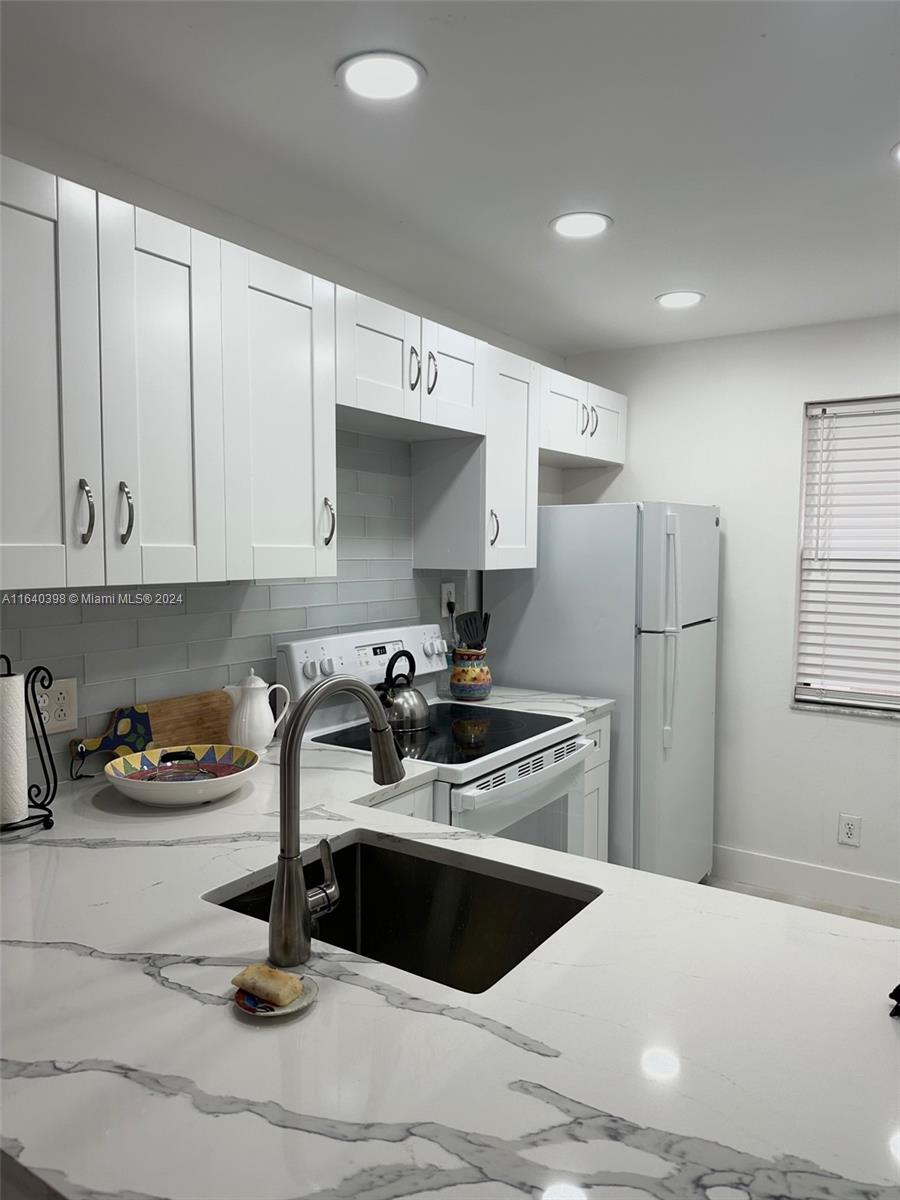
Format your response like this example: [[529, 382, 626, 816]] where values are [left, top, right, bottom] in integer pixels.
[[451, 738, 592, 813]]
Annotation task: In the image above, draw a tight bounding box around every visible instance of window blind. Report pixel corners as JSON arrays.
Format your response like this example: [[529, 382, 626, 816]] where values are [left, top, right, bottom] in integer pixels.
[[795, 396, 900, 713]]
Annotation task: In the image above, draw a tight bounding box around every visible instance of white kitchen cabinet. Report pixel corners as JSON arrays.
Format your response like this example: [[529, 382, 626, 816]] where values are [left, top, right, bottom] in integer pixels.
[[540, 368, 627, 466], [0, 159, 104, 588], [336, 288, 421, 421], [420, 321, 484, 434], [412, 344, 539, 570], [222, 246, 336, 580], [99, 198, 225, 584], [372, 785, 433, 819], [582, 714, 611, 861]]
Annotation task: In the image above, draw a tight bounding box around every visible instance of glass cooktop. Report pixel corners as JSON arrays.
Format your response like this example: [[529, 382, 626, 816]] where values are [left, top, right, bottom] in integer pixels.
[[312, 703, 572, 765]]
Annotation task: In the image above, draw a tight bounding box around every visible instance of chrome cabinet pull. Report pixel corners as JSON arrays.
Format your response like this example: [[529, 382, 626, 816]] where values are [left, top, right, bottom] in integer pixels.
[[324, 496, 336, 546], [119, 481, 134, 545], [590, 406, 599, 436], [78, 478, 96, 545], [580, 403, 590, 435], [426, 350, 438, 395], [490, 509, 501, 546], [409, 346, 422, 391]]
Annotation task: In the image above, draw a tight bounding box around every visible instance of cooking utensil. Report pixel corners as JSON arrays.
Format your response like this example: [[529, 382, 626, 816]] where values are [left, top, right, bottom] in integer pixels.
[[481, 612, 491, 646], [374, 651, 431, 733]]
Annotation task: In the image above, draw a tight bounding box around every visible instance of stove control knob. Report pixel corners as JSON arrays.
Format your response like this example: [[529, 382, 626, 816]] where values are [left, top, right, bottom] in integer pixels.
[[423, 640, 436, 657], [319, 656, 335, 676], [302, 660, 318, 680], [437, 639, 448, 654]]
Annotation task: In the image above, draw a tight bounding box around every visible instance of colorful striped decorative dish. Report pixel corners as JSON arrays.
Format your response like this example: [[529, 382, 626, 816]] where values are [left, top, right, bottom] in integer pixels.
[[104, 744, 259, 807]]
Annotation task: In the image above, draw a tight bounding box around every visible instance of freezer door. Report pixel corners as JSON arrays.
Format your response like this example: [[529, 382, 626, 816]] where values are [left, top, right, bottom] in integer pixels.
[[637, 620, 717, 881], [640, 503, 720, 631]]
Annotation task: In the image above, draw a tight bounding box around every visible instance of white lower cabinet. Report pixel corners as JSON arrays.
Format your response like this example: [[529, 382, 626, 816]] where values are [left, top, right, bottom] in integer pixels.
[[0, 160, 104, 589], [412, 345, 539, 570], [373, 785, 433, 819], [99, 199, 226, 584], [222, 247, 336, 580], [582, 715, 611, 861]]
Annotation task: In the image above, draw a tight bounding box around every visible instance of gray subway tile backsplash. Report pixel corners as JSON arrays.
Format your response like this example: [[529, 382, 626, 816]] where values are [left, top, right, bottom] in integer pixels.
[[5, 436, 469, 790]]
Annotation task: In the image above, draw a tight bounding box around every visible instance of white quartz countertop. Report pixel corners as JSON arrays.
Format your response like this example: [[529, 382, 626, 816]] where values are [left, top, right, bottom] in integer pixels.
[[2, 742, 898, 1199], [456, 686, 614, 724]]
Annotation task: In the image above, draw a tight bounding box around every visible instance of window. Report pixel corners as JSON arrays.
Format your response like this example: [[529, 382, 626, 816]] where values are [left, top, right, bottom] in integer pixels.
[[795, 396, 900, 714]]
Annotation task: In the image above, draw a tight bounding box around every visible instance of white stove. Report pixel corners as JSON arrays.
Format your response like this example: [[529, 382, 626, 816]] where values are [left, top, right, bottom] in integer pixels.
[[277, 625, 594, 857]]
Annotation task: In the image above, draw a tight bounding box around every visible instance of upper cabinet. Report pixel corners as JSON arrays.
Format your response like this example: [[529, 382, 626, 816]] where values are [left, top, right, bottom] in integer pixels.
[[99, 199, 225, 585], [412, 345, 539, 571], [540, 368, 627, 466], [1, 160, 104, 589], [222, 247, 336, 580], [336, 289, 421, 421], [419, 321, 484, 434]]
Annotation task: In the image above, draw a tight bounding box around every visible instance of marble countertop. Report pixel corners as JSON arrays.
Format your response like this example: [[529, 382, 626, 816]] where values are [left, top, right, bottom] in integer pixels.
[[2, 742, 898, 1199], [454, 686, 614, 724]]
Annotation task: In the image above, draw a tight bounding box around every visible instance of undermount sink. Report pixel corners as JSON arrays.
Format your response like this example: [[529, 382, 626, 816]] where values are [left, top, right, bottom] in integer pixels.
[[206, 829, 601, 994]]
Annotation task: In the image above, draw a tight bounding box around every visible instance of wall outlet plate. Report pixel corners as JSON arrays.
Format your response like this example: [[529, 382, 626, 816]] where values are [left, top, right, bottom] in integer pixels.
[[837, 812, 862, 847], [441, 581, 456, 617], [31, 676, 78, 735]]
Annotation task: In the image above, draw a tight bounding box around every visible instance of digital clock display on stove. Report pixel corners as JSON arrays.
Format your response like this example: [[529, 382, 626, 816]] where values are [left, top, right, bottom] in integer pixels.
[[372, 645, 387, 656]]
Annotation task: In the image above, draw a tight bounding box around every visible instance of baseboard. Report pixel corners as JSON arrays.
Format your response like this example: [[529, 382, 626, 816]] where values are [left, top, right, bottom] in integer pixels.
[[712, 843, 900, 918]]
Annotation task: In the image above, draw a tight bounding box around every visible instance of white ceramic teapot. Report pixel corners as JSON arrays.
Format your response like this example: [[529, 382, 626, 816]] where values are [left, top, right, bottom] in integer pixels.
[[223, 669, 290, 753]]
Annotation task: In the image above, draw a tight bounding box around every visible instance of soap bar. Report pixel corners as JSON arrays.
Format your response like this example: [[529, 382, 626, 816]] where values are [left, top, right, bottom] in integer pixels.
[[231, 963, 303, 1007]]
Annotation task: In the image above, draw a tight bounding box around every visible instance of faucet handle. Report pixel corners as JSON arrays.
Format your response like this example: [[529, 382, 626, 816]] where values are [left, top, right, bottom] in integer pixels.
[[308, 838, 340, 918]]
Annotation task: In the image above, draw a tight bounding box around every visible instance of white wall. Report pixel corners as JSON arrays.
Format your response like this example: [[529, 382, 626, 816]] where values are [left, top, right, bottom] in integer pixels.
[[1, 125, 564, 372], [567, 315, 900, 915]]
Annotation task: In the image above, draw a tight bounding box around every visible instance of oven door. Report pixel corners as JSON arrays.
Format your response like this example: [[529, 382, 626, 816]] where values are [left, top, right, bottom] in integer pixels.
[[449, 738, 591, 855]]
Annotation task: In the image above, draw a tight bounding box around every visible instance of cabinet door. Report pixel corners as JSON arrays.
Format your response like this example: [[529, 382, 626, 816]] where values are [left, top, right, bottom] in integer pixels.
[[1, 160, 104, 588], [482, 346, 539, 570], [222, 246, 336, 580], [336, 288, 421, 420], [420, 321, 484, 433], [587, 384, 627, 464], [540, 368, 590, 456], [99, 200, 225, 585]]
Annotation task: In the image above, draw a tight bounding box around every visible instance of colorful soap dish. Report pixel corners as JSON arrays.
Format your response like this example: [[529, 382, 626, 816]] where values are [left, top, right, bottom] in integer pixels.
[[104, 744, 259, 807], [233, 977, 318, 1019]]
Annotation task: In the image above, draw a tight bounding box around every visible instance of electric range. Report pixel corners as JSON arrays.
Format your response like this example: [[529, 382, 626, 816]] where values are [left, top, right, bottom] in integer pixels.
[[277, 625, 594, 856]]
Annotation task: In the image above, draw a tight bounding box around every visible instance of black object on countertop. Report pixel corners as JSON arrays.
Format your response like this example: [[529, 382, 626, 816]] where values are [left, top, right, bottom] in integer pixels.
[[889, 984, 900, 1018], [1, 656, 58, 835]]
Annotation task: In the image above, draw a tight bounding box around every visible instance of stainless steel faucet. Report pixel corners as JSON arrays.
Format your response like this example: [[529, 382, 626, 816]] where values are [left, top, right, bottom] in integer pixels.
[[268, 674, 405, 967]]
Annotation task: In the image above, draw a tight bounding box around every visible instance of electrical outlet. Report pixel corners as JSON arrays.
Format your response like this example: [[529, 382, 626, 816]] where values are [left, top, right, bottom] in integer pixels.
[[837, 813, 862, 847], [441, 581, 456, 617], [30, 677, 78, 735]]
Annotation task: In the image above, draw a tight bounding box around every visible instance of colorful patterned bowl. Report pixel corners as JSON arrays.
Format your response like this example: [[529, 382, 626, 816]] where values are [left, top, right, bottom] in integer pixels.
[[104, 744, 259, 807]]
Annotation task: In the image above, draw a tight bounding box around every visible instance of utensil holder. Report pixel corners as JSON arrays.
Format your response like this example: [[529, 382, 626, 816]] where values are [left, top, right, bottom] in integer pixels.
[[449, 647, 492, 701]]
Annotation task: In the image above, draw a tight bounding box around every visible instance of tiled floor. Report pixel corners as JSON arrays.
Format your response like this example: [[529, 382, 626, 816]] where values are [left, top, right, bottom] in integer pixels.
[[706, 877, 900, 928]]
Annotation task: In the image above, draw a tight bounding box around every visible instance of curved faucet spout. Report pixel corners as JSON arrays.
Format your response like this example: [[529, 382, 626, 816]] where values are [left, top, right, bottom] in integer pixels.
[[269, 675, 405, 967]]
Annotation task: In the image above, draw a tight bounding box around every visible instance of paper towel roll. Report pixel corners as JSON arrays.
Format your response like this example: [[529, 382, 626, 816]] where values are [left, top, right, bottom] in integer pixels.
[[1, 672, 28, 826]]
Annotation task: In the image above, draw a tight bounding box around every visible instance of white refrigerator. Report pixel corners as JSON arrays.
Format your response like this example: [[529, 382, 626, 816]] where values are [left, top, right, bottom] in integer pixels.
[[484, 502, 720, 882]]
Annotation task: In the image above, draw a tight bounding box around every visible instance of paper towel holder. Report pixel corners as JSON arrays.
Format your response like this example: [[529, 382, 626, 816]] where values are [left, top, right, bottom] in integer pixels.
[[1, 656, 58, 835]]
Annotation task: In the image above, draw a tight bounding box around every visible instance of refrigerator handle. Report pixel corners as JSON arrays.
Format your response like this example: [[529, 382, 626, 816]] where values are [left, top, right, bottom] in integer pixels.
[[663, 512, 683, 749], [665, 511, 684, 632]]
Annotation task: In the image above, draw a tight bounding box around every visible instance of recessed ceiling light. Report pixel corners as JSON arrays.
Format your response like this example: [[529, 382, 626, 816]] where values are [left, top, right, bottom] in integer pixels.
[[336, 52, 425, 100], [891, 142, 900, 164], [655, 290, 705, 309], [550, 212, 613, 239]]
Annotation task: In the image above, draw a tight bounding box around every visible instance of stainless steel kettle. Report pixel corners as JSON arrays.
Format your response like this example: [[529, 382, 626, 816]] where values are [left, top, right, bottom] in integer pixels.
[[375, 650, 431, 733]]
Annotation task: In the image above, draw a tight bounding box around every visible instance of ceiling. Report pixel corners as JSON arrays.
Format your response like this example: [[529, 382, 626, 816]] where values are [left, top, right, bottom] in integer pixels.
[[2, 1, 898, 357]]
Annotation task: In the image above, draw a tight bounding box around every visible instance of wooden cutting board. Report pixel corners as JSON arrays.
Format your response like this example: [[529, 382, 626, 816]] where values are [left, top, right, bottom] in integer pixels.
[[70, 690, 233, 764]]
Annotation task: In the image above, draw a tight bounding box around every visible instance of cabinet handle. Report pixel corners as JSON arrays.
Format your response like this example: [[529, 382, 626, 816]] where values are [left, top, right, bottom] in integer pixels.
[[426, 350, 438, 395], [490, 509, 501, 546], [580, 404, 590, 435], [323, 496, 336, 546], [119, 481, 134, 545], [409, 346, 422, 391], [590, 406, 599, 436], [78, 478, 96, 545]]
